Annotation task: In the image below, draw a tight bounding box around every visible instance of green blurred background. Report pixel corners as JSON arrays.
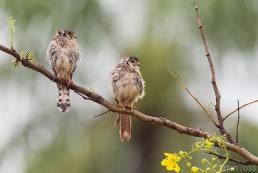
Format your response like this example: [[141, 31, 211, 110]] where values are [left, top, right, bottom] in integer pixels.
[[0, 0, 258, 172]]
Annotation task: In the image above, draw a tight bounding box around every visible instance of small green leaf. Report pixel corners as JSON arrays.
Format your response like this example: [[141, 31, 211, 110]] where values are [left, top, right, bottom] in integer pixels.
[[6, 17, 16, 49], [10, 59, 20, 67], [20, 51, 38, 64]]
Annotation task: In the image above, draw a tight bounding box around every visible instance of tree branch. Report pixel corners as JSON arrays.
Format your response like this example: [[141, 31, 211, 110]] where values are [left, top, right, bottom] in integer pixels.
[[94, 110, 110, 117], [236, 100, 240, 143], [168, 68, 218, 127], [74, 90, 92, 100], [194, 0, 234, 143], [1, 43, 258, 165], [208, 152, 250, 165], [223, 99, 258, 121]]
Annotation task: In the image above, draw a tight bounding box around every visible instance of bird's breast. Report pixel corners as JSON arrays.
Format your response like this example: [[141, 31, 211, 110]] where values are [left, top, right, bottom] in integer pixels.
[[55, 51, 73, 79], [114, 76, 141, 104]]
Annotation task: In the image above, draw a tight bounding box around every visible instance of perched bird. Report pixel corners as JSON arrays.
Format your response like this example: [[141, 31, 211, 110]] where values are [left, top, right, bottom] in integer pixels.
[[47, 29, 80, 112], [110, 56, 145, 142]]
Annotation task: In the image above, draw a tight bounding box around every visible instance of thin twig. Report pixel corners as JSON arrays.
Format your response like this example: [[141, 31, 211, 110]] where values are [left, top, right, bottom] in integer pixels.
[[209, 152, 250, 165], [169, 68, 218, 126], [74, 91, 92, 100], [94, 110, 110, 117], [236, 100, 240, 143], [223, 99, 258, 121], [194, 0, 234, 143]]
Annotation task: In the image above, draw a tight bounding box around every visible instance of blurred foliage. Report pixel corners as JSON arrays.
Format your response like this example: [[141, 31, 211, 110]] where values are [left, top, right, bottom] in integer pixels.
[[0, 0, 258, 173]]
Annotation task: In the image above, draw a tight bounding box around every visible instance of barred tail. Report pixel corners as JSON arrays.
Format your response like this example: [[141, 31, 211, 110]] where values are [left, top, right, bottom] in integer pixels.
[[57, 85, 70, 112], [119, 114, 131, 142]]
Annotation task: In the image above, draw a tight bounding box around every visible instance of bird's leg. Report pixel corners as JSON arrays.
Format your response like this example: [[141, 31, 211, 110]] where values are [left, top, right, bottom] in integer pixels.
[[126, 103, 134, 112], [67, 79, 73, 89], [115, 115, 120, 127]]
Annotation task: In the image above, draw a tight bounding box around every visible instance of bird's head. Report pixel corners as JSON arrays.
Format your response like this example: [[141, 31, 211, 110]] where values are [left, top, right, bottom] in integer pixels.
[[124, 56, 141, 70], [55, 29, 77, 40]]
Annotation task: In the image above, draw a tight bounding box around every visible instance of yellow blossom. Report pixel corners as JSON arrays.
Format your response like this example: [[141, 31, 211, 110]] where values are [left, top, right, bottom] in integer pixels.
[[204, 140, 214, 150], [161, 153, 181, 172], [191, 166, 199, 173]]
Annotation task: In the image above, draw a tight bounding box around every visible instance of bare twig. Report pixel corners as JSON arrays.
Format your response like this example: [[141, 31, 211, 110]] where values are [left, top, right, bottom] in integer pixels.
[[209, 152, 250, 165], [236, 100, 240, 143], [223, 99, 258, 121], [194, 0, 234, 143], [94, 110, 110, 117], [74, 90, 92, 100], [169, 68, 218, 126]]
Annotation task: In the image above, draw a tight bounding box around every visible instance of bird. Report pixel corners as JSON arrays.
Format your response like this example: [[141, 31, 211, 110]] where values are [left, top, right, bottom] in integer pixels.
[[110, 56, 145, 142], [47, 29, 80, 112]]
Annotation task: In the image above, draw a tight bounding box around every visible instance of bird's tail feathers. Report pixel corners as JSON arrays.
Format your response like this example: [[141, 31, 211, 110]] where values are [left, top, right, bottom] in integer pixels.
[[118, 104, 132, 142], [57, 85, 70, 112]]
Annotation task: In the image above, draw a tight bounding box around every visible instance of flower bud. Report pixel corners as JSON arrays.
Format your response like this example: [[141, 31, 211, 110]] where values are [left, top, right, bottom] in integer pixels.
[[187, 162, 191, 167], [191, 166, 199, 173], [201, 159, 207, 164], [179, 151, 184, 156]]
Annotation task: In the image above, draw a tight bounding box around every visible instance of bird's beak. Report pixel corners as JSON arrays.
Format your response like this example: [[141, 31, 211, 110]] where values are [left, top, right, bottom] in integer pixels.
[[138, 63, 141, 67]]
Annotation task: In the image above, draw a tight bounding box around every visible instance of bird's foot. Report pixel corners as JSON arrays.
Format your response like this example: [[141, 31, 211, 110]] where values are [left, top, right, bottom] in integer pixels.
[[125, 106, 133, 112]]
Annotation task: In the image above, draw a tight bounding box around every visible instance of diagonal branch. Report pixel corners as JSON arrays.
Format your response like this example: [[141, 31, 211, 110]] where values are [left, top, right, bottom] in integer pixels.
[[208, 152, 250, 165], [94, 110, 110, 117], [193, 0, 234, 143], [236, 100, 240, 143], [74, 90, 92, 100], [1, 43, 258, 165], [223, 99, 258, 121], [169, 68, 218, 126]]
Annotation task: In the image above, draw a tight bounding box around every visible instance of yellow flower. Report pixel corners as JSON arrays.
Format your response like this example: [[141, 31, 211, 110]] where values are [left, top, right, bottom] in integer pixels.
[[191, 166, 199, 173], [161, 153, 181, 172], [204, 140, 214, 150]]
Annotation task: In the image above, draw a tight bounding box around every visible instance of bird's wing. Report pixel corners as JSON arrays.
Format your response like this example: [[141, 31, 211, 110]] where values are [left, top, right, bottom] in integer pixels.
[[70, 50, 80, 75], [47, 40, 58, 75]]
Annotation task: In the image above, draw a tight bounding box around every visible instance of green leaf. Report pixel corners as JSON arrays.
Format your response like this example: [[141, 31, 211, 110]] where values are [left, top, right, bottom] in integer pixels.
[[6, 17, 16, 49], [20, 51, 38, 64], [10, 59, 20, 67]]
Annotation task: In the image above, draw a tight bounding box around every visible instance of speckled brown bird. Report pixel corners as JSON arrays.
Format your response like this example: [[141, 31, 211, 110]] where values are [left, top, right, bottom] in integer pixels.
[[110, 56, 145, 142], [47, 29, 80, 112]]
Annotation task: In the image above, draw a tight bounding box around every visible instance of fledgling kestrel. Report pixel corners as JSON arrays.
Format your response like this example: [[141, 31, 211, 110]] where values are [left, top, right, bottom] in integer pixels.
[[47, 29, 80, 112], [110, 56, 145, 142]]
